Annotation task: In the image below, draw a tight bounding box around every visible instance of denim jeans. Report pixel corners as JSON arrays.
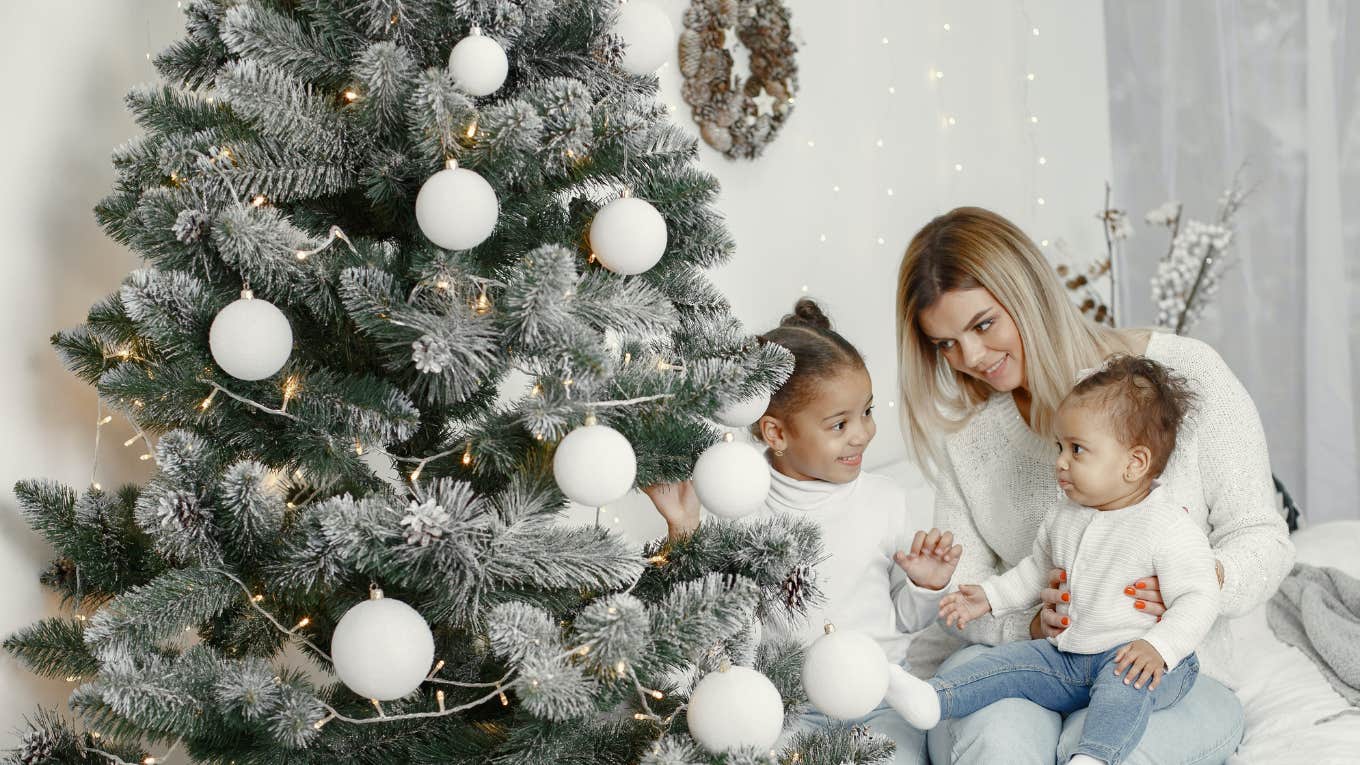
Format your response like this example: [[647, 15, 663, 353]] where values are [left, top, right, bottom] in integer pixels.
[[929, 639, 1197, 765], [927, 643, 1243, 765], [798, 662, 929, 765]]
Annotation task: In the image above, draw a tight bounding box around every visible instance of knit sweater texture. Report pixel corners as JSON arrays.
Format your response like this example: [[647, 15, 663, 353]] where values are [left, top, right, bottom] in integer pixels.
[[930, 331, 1294, 685]]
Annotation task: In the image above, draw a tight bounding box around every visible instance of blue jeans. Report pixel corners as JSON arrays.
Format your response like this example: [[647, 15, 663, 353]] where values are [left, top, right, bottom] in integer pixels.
[[800, 664, 929, 765], [926, 643, 1245, 765], [928, 639, 1196, 764]]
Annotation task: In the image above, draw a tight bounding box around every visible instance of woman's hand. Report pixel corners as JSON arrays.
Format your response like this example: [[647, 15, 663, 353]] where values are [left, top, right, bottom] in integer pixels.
[[1123, 575, 1165, 618], [893, 528, 963, 591], [1030, 567, 1070, 639], [641, 481, 701, 540]]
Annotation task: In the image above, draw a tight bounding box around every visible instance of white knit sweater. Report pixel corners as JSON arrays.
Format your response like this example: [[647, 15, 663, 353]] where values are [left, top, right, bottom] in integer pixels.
[[758, 465, 947, 665], [929, 331, 1295, 686], [980, 486, 1219, 670]]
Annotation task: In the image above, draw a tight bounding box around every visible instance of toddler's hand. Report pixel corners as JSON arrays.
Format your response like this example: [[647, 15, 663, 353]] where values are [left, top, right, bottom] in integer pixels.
[[1113, 639, 1167, 690], [893, 528, 962, 591], [939, 584, 991, 629]]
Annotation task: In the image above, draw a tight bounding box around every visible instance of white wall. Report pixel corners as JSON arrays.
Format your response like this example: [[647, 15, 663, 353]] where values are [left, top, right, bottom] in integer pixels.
[[0, 0, 1111, 748]]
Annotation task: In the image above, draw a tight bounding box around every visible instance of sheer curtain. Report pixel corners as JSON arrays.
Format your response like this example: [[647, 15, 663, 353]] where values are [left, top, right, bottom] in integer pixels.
[[1104, 0, 1359, 524]]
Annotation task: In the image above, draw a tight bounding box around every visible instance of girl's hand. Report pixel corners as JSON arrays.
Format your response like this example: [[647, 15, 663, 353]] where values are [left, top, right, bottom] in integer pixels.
[[641, 481, 700, 540], [1113, 639, 1167, 690], [1123, 575, 1165, 618], [939, 584, 991, 629], [894, 528, 963, 591], [1030, 568, 1070, 639]]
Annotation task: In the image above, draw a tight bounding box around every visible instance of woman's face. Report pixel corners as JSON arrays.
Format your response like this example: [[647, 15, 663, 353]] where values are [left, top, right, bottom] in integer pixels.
[[917, 288, 1027, 393]]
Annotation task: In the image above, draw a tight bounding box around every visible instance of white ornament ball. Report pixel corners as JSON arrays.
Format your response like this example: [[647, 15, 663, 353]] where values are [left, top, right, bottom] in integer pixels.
[[553, 422, 637, 507], [415, 165, 499, 250], [209, 294, 292, 381], [692, 439, 770, 519], [802, 626, 890, 719], [686, 665, 784, 754], [614, 1, 674, 75], [331, 592, 435, 701], [448, 31, 508, 96], [588, 196, 668, 275], [714, 391, 771, 428]]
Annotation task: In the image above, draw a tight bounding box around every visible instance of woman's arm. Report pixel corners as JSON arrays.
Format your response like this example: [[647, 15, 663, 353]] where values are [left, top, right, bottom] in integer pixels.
[[929, 455, 1035, 645], [1189, 340, 1295, 617]]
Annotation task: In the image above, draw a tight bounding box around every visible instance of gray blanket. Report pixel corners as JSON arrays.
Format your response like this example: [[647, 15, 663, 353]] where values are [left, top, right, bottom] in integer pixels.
[[1267, 563, 1360, 707]]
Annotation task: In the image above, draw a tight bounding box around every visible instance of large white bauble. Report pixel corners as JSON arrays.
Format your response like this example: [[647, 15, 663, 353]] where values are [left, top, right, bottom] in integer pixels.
[[802, 625, 890, 719], [614, 1, 674, 75], [553, 422, 637, 507], [588, 196, 667, 275], [714, 391, 771, 428], [692, 439, 770, 519], [686, 665, 784, 754], [415, 164, 499, 250], [448, 30, 508, 96], [331, 591, 435, 701], [209, 294, 292, 381]]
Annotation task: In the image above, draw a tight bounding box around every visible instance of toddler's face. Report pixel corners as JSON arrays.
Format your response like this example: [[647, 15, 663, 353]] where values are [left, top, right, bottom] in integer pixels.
[[1053, 399, 1138, 510], [770, 366, 877, 484]]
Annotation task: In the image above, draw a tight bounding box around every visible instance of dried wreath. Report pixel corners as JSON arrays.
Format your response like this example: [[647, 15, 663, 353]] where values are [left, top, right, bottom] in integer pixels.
[[678, 0, 798, 160]]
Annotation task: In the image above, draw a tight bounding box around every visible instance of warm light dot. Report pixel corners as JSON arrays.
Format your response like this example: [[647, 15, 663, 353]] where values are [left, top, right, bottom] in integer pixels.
[[295, 251, 308, 261], [343, 90, 359, 102], [1030, 115, 1039, 124], [616, 661, 628, 674], [92, 482, 102, 491], [1038, 156, 1048, 165], [876, 138, 884, 147], [888, 401, 895, 407], [98, 415, 113, 426], [801, 285, 809, 293], [1041, 239, 1050, 247], [882, 37, 889, 44], [1027, 73, 1036, 81], [1032, 26, 1041, 36], [954, 163, 964, 172], [1037, 197, 1046, 205], [886, 188, 894, 196], [650, 690, 664, 699], [934, 70, 944, 80], [832, 185, 840, 192], [876, 237, 885, 245], [633, 713, 648, 720], [435, 280, 450, 290], [947, 115, 957, 126], [145, 53, 151, 61], [943, 23, 952, 31], [887, 86, 896, 94], [250, 194, 268, 207], [140, 453, 153, 462], [806, 140, 815, 148], [252, 594, 264, 602], [409, 468, 422, 481], [466, 121, 477, 138], [295, 617, 311, 629], [818, 233, 827, 242]]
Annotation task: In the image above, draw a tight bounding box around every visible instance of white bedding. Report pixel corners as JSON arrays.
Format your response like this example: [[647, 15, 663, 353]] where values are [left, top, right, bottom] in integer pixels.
[[872, 460, 1360, 764]]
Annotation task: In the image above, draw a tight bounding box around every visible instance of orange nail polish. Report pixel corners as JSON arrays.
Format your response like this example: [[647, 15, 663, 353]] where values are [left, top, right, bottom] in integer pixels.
[[1059, 570, 1067, 582], [1134, 600, 1146, 610], [1124, 586, 1136, 596], [1061, 592, 1070, 602], [1135, 581, 1147, 590], [1061, 616, 1070, 626]]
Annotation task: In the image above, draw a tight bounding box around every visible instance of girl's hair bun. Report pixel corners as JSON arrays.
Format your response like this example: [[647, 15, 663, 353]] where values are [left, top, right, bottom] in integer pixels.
[[781, 298, 833, 331]]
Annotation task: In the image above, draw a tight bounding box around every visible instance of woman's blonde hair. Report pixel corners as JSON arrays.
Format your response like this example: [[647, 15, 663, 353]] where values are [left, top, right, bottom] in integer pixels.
[[896, 207, 1135, 472]]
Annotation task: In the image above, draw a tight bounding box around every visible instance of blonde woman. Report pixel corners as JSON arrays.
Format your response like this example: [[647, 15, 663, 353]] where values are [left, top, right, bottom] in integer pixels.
[[896, 207, 1293, 765]]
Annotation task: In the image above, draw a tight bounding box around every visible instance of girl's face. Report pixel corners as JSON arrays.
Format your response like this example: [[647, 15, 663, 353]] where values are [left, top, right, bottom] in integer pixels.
[[917, 288, 1027, 393], [761, 366, 876, 484]]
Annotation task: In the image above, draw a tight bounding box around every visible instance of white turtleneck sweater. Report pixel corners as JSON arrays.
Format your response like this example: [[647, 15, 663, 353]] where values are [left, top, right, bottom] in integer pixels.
[[980, 485, 1219, 670], [759, 464, 947, 665], [928, 331, 1295, 686]]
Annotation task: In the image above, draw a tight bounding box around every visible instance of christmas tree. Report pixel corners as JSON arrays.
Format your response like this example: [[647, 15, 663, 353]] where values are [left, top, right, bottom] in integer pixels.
[[5, 1, 894, 763]]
